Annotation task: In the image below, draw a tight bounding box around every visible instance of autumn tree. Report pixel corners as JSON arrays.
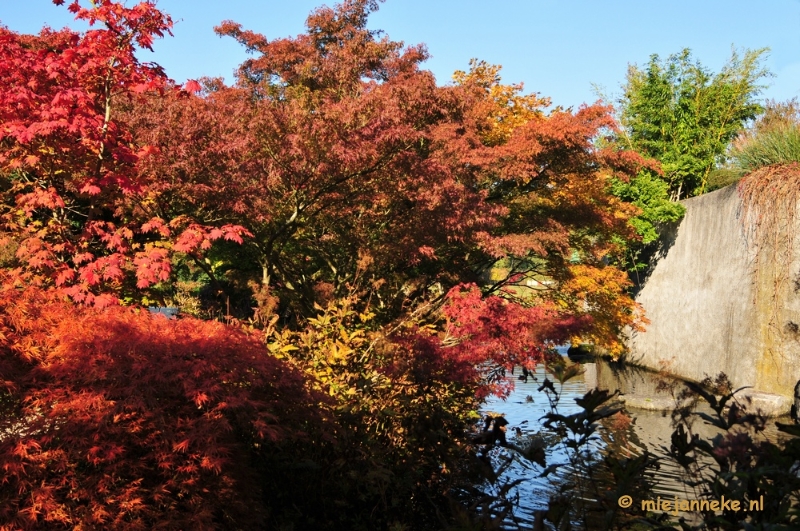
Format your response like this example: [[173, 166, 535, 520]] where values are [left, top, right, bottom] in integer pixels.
[[124, 0, 649, 354], [450, 59, 648, 352], [0, 0, 247, 306]]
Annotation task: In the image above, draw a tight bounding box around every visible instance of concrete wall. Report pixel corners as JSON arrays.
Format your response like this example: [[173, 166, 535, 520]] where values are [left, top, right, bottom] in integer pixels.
[[626, 184, 800, 415]]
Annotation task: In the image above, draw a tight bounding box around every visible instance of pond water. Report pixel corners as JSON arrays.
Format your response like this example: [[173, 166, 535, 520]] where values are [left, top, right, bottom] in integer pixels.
[[476, 348, 792, 529]]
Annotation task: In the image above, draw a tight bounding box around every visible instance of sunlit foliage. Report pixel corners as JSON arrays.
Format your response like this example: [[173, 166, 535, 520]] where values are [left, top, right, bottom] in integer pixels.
[[0, 0, 653, 528]]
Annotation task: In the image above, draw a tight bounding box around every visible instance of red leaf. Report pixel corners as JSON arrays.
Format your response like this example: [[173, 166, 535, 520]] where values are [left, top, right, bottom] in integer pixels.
[[183, 79, 202, 93]]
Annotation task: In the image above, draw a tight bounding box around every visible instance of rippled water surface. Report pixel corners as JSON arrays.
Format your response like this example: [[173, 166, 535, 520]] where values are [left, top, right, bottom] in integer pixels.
[[476, 350, 791, 529]]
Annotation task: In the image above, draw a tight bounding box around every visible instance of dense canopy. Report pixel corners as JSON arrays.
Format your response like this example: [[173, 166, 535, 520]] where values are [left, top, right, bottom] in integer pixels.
[[0, 0, 651, 528]]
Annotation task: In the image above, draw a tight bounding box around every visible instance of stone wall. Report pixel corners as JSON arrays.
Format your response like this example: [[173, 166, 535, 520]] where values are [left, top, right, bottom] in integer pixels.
[[626, 184, 800, 415]]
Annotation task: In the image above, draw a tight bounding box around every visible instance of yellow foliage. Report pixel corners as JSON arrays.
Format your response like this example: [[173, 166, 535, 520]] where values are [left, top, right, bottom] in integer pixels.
[[264, 295, 479, 486], [560, 263, 647, 357], [453, 59, 549, 146]]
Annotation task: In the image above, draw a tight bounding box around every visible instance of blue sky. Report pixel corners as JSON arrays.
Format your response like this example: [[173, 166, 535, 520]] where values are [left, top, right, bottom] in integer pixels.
[[3, 1, 800, 109]]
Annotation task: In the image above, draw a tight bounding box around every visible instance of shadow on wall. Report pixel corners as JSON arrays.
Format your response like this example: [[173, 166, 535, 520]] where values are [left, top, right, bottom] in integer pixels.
[[629, 217, 681, 297]]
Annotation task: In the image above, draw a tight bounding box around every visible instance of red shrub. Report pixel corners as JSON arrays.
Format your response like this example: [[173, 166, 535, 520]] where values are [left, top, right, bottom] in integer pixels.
[[0, 278, 326, 530]]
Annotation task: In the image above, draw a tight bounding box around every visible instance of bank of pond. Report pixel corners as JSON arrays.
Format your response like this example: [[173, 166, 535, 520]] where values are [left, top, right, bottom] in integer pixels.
[[469, 350, 796, 530]]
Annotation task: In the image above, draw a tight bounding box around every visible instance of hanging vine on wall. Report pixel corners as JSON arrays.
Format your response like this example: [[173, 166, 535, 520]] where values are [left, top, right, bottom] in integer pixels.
[[737, 163, 800, 342]]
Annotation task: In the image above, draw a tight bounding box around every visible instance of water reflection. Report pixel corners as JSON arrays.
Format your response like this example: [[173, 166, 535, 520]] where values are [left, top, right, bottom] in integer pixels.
[[477, 349, 792, 529]]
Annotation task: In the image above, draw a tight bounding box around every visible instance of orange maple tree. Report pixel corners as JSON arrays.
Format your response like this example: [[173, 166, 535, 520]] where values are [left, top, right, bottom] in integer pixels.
[[120, 0, 648, 352]]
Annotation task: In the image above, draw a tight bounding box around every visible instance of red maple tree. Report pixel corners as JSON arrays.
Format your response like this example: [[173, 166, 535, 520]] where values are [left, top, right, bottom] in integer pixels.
[[0, 0, 247, 305]]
